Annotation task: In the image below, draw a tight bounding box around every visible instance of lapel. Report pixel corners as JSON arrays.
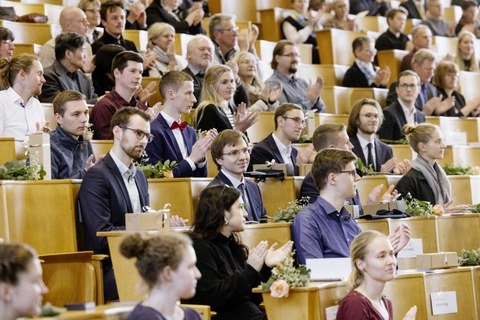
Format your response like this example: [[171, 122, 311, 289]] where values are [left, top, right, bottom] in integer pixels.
[[244, 179, 258, 221], [104, 153, 133, 212], [373, 140, 382, 171], [182, 128, 193, 155], [53, 62, 70, 92], [157, 114, 184, 160], [395, 101, 408, 125], [266, 134, 284, 163], [216, 171, 234, 187], [350, 135, 367, 165], [133, 172, 146, 207]]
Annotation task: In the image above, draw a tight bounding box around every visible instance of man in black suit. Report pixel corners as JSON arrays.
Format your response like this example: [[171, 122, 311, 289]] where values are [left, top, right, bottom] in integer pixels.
[[378, 70, 426, 141], [40, 32, 98, 104], [347, 98, 410, 174], [208, 129, 267, 222], [78, 107, 152, 301], [249, 103, 307, 175]]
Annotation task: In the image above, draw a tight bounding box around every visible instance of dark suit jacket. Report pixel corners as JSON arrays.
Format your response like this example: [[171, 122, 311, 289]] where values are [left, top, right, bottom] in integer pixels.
[[40, 60, 97, 104], [386, 81, 438, 111], [183, 66, 203, 109], [349, 135, 394, 172], [194, 103, 235, 132], [395, 168, 435, 204], [400, 0, 422, 19], [144, 113, 207, 177], [208, 171, 267, 222], [377, 101, 426, 141], [248, 133, 299, 175], [342, 62, 386, 88], [146, 1, 205, 35]]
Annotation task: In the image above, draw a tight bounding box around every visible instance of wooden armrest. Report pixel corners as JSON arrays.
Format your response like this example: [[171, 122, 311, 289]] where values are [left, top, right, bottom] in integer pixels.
[[92, 254, 109, 261]]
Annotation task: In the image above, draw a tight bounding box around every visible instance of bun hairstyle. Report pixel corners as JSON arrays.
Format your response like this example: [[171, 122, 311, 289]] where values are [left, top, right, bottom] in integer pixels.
[[120, 232, 192, 289], [402, 123, 438, 153], [0, 242, 37, 285]]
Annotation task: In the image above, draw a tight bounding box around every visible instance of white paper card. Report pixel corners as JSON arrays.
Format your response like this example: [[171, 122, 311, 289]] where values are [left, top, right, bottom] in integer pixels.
[[397, 238, 423, 258], [325, 305, 339, 320], [431, 291, 458, 315], [444, 131, 467, 146], [306, 258, 351, 281]]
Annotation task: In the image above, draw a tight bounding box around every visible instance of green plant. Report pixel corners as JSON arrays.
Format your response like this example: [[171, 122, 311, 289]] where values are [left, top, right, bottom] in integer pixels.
[[403, 193, 434, 216], [271, 197, 310, 222], [260, 251, 311, 291], [0, 154, 46, 180], [137, 159, 177, 178], [356, 158, 374, 175], [442, 164, 476, 175], [295, 135, 311, 143], [458, 248, 480, 266]]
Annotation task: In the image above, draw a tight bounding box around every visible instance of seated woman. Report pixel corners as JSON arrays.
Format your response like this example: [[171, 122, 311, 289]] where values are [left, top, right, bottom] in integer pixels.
[[186, 185, 293, 320], [395, 124, 450, 205], [343, 36, 390, 88], [147, 22, 184, 77], [337, 230, 417, 319], [146, 0, 205, 35], [232, 51, 282, 111], [78, 0, 101, 44], [432, 61, 480, 117], [455, 31, 479, 71], [92, 44, 125, 96], [0, 242, 49, 320], [194, 64, 258, 133], [0, 27, 15, 61], [120, 232, 202, 320], [323, 0, 355, 31], [281, 0, 322, 64]]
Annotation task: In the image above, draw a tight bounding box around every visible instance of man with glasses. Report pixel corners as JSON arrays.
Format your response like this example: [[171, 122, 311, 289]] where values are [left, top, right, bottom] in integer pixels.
[[78, 107, 152, 301], [208, 129, 267, 222], [248, 103, 310, 175], [265, 40, 325, 112], [378, 70, 426, 141], [91, 51, 153, 139]]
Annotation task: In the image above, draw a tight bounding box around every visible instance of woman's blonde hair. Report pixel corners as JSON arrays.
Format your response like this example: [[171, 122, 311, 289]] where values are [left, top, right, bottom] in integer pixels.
[[455, 31, 479, 71], [231, 51, 263, 100], [348, 230, 389, 289], [402, 123, 439, 153], [147, 22, 175, 50], [432, 61, 459, 88], [0, 53, 39, 89]]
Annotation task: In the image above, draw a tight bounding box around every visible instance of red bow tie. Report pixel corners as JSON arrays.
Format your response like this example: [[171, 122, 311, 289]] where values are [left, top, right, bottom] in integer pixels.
[[170, 121, 188, 131]]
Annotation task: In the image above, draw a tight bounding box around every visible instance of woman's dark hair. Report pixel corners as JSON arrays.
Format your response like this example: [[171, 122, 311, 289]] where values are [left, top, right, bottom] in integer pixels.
[[92, 44, 125, 95], [0, 242, 36, 285], [190, 185, 249, 259]]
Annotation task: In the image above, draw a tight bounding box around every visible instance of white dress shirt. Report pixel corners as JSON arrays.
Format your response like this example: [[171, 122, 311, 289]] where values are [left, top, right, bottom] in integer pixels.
[[272, 132, 293, 164], [356, 133, 376, 168], [398, 100, 417, 125], [109, 151, 142, 213]]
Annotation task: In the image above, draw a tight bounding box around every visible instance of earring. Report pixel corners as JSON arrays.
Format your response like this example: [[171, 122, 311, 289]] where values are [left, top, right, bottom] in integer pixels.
[[224, 219, 229, 225]]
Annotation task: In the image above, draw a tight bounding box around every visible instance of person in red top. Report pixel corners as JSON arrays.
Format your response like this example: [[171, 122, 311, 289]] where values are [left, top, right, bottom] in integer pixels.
[[336, 230, 417, 319]]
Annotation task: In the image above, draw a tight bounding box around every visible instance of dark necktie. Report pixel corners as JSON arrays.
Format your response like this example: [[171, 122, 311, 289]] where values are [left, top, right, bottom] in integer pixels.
[[197, 72, 205, 79], [170, 121, 187, 131], [238, 183, 254, 221], [419, 83, 427, 105], [367, 142, 375, 171]]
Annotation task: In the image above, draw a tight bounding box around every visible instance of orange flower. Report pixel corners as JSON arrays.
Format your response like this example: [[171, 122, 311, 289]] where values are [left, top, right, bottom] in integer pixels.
[[433, 204, 445, 216], [164, 171, 174, 178], [270, 279, 289, 298]]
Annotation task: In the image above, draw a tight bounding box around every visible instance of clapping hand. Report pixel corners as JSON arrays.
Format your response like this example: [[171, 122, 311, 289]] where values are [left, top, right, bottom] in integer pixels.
[[234, 102, 259, 132], [265, 241, 294, 268], [247, 241, 269, 271], [389, 223, 411, 254], [306, 77, 324, 104]]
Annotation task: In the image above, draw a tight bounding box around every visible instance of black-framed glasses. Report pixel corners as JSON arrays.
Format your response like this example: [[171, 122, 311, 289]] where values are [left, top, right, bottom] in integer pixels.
[[222, 147, 251, 157], [338, 170, 356, 178], [122, 127, 154, 143], [282, 116, 306, 126], [398, 83, 419, 90]]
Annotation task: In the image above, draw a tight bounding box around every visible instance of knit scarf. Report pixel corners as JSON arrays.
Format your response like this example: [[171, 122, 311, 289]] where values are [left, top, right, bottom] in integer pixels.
[[410, 155, 451, 205]]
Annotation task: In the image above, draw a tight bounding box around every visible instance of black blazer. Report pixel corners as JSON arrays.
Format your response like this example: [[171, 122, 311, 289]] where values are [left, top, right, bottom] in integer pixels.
[[146, 0, 205, 34], [396, 168, 436, 204], [248, 133, 299, 175], [400, 0, 423, 19], [377, 101, 426, 141], [183, 66, 203, 108], [342, 62, 386, 88], [194, 103, 235, 133], [386, 81, 438, 111], [208, 171, 267, 222], [349, 135, 394, 172]]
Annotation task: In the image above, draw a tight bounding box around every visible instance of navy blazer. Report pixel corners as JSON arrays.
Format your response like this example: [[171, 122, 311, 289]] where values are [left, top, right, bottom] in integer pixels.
[[144, 113, 207, 177], [208, 171, 267, 222], [377, 101, 426, 141], [248, 133, 299, 175], [349, 135, 394, 172], [342, 62, 386, 88]]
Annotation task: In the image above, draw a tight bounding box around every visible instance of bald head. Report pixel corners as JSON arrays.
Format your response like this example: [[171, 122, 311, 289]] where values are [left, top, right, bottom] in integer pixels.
[[60, 7, 89, 35]]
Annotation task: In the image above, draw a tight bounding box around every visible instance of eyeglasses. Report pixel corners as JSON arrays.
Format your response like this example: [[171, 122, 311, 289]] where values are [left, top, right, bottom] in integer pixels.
[[282, 116, 306, 126], [1, 40, 14, 47], [219, 27, 239, 33], [84, 8, 100, 13], [398, 83, 419, 89], [222, 147, 251, 157], [338, 169, 357, 178], [280, 53, 300, 58], [122, 127, 154, 143]]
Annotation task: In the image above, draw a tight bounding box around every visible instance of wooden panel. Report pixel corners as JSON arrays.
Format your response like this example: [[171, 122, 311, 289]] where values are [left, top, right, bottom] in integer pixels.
[[142, 76, 162, 106], [439, 116, 480, 143], [0, 20, 52, 45], [447, 175, 474, 206], [452, 145, 480, 167], [436, 214, 480, 254], [316, 113, 348, 126], [209, 0, 257, 22], [0, 0, 44, 16], [174, 33, 194, 56], [4, 180, 77, 254], [469, 176, 480, 205], [404, 18, 421, 35], [433, 36, 457, 56], [383, 273, 428, 320], [148, 178, 194, 223], [424, 268, 477, 319], [443, 5, 462, 23], [205, 151, 218, 178], [471, 266, 480, 320], [22, 0, 63, 5], [356, 175, 389, 206], [321, 86, 388, 114], [356, 16, 388, 33], [297, 64, 348, 86], [390, 144, 414, 161], [42, 102, 56, 130], [240, 222, 291, 249], [254, 176, 296, 216], [13, 43, 42, 56], [377, 49, 409, 87], [256, 0, 291, 10], [258, 7, 286, 42], [317, 282, 349, 320], [90, 140, 113, 159], [43, 3, 63, 25], [436, 145, 453, 167], [459, 71, 480, 103], [246, 111, 275, 143], [316, 29, 365, 66], [357, 219, 390, 235], [190, 177, 213, 217], [0, 182, 8, 241], [0, 137, 16, 164], [123, 29, 148, 52], [254, 39, 277, 63], [390, 216, 438, 253]]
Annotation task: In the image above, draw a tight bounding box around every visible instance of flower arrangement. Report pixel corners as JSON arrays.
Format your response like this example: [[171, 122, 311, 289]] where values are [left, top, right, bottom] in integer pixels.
[[403, 193, 445, 216], [356, 158, 374, 175], [260, 251, 311, 298], [0, 153, 46, 180], [458, 248, 480, 266], [84, 123, 94, 141], [442, 164, 480, 175], [136, 152, 177, 178], [271, 197, 310, 223]]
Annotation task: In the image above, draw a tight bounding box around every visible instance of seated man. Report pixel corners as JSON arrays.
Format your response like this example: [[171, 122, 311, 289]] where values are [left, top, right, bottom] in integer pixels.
[[146, 0, 205, 35], [455, 0, 480, 37], [50, 90, 96, 179], [91, 51, 150, 140], [420, 0, 455, 37], [350, 0, 391, 16], [400, 25, 433, 72], [293, 148, 411, 263], [78, 107, 152, 300], [208, 129, 267, 222], [375, 8, 409, 52], [40, 32, 98, 104], [378, 70, 426, 141], [248, 103, 308, 175], [400, 0, 426, 20], [144, 71, 217, 177], [343, 36, 390, 88]]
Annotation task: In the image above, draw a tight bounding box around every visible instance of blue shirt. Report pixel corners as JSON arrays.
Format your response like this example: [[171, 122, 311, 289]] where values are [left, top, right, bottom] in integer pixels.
[[292, 196, 362, 264]]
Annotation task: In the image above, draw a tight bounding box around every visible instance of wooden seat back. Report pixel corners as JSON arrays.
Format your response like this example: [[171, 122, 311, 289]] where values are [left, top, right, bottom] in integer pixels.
[[123, 29, 148, 52], [141, 76, 162, 106], [148, 178, 195, 223], [297, 64, 348, 86], [377, 49, 408, 86], [240, 222, 291, 249], [90, 140, 113, 159], [253, 176, 296, 215], [0, 20, 53, 45], [246, 111, 275, 143], [383, 273, 428, 319], [436, 213, 480, 254], [315, 29, 365, 66], [439, 116, 480, 144], [452, 145, 480, 167], [0, 137, 16, 164], [356, 175, 389, 206]]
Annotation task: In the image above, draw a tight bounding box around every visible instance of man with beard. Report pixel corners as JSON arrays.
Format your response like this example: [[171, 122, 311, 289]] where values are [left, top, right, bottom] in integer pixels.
[[248, 103, 307, 175], [78, 107, 152, 301], [0, 54, 47, 158], [265, 40, 325, 112], [208, 129, 267, 222], [347, 98, 409, 174]]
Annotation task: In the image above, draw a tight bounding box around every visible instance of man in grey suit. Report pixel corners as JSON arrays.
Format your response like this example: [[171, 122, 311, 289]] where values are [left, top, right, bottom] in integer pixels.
[[40, 32, 98, 104]]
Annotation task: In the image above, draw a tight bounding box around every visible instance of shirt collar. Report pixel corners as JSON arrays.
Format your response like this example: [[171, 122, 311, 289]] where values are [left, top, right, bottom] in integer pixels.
[[272, 132, 292, 155], [220, 169, 244, 188], [398, 99, 416, 118], [109, 150, 137, 179], [316, 196, 351, 219], [160, 111, 181, 127], [110, 88, 137, 107], [356, 133, 375, 148], [187, 64, 203, 76], [6, 87, 24, 105]]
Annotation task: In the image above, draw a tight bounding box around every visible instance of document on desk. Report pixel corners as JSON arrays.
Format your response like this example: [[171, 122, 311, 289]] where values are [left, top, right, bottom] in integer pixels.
[[306, 258, 351, 281]]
